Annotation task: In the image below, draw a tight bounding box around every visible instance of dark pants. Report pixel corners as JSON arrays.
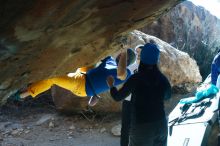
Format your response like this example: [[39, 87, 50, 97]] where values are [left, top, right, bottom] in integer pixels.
[[129, 118, 168, 146], [121, 100, 131, 146]]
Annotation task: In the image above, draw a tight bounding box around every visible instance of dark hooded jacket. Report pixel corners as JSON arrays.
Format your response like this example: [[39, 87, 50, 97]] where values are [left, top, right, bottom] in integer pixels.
[[110, 63, 171, 124]]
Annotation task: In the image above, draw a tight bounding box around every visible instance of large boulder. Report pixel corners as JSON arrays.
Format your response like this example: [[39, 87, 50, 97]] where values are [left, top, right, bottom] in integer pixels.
[[126, 30, 202, 86]]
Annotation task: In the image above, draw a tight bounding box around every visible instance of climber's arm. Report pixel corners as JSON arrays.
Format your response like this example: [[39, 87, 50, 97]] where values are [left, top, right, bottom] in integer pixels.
[[117, 47, 127, 80]]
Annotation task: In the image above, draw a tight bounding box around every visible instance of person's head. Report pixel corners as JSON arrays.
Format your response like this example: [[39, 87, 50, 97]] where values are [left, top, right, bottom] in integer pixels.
[[140, 43, 160, 65], [116, 48, 136, 66], [137, 43, 160, 73]]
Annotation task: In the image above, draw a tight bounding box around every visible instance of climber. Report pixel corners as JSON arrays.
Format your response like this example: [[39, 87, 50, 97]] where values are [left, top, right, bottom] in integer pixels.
[[9, 45, 137, 107]]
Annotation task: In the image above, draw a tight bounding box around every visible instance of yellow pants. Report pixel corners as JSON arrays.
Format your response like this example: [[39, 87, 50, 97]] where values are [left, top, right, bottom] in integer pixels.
[[26, 66, 94, 98]]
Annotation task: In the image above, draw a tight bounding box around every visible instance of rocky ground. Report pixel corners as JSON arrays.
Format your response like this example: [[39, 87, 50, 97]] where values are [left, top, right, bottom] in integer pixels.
[[0, 93, 218, 146], [0, 101, 123, 146]]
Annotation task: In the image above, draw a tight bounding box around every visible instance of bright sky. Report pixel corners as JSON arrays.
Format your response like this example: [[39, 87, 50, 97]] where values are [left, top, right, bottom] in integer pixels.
[[189, 0, 220, 19]]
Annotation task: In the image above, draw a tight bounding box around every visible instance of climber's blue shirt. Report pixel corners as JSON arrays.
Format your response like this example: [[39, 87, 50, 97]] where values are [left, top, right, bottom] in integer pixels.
[[85, 56, 131, 96]]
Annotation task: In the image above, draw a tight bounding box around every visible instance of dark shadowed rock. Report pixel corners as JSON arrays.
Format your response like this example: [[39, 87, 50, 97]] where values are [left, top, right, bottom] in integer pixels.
[[51, 85, 88, 113]]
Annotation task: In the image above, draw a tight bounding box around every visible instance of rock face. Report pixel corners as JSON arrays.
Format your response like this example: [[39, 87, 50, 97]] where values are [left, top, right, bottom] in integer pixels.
[[140, 1, 220, 78], [0, 0, 182, 104], [50, 30, 202, 113]]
